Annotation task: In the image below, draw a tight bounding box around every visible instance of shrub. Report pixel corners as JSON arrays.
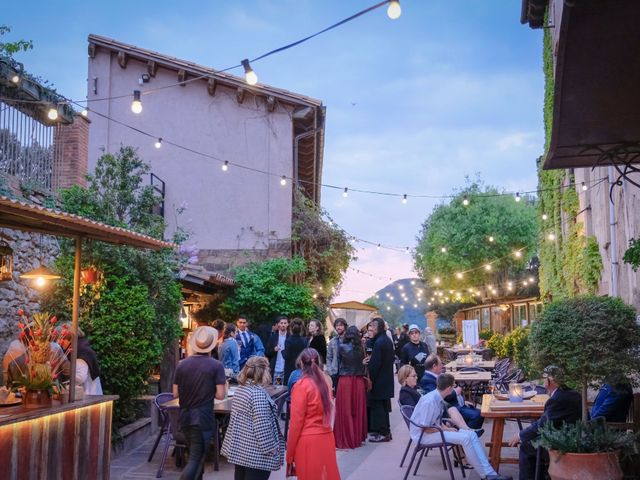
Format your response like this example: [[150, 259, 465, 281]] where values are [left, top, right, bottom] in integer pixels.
[[487, 332, 506, 358], [479, 329, 494, 341], [438, 326, 456, 335], [504, 327, 533, 377]]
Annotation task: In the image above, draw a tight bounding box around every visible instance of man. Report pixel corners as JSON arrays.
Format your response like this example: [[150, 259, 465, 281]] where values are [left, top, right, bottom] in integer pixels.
[[508, 365, 581, 480], [173, 326, 227, 480], [366, 317, 395, 442], [185, 316, 211, 357], [411, 373, 511, 480], [235, 315, 265, 369], [395, 323, 410, 357], [423, 327, 437, 357], [591, 382, 633, 422], [265, 315, 289, 384], [421, 354, 484, 429], [399, 324, 430, 380], [325, 317, 347, 389]]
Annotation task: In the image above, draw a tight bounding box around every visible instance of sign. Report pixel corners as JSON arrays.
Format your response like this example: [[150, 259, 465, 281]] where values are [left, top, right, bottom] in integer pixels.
[[462, 319, 479, 346]]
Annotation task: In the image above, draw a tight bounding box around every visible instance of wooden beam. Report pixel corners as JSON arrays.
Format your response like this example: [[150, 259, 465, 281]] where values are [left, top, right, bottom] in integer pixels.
[[207, 77, 217, 96], [117, 51, 128, 69], [178, 69, 186, 86], [236, 87, 245, 104], [147, 60, 158, 77]]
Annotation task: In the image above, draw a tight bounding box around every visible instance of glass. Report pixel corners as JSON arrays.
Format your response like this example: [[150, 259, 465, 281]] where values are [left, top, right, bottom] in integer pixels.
[[488, 380, 496, 398]]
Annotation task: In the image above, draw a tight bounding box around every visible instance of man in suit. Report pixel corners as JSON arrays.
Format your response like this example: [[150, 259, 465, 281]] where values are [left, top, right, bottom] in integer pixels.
[[591, 382, 633, 422], [509, 365, 582, 480], [421, 354, 484, 429], [235, 315, 265, 369], [365, 317, 395, 442], [265, 315, 289, 384]]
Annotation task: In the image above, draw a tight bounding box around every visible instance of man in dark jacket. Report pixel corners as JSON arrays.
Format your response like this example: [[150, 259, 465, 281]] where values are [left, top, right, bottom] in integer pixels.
[[265, 315, 289, 383], [365, 317, 395, 443], [509, 365, 582, 480], [400, 324, 430, 380], [591, 382, 633, 422]]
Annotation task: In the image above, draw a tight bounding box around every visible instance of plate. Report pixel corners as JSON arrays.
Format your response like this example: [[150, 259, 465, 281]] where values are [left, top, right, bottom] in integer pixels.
[[494, 391, 536, 401], [457, 371, 479, 375], [0, 399, 22, 407]]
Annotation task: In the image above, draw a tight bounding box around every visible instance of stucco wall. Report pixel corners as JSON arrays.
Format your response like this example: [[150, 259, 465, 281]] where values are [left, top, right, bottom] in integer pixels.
[[87, 52, 296, 261]]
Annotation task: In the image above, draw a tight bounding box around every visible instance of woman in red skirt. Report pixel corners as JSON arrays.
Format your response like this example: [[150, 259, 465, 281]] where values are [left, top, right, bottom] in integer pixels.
[[334, 326, 368, 449], [286, 348, 340, 480]]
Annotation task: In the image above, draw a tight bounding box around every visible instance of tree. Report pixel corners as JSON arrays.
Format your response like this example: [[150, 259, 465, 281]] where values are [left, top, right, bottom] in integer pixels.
[[414, 181, 538, 300], [0, 26, 33, 57], [529, 295, 640, 421], [221, 257, 316, 324]]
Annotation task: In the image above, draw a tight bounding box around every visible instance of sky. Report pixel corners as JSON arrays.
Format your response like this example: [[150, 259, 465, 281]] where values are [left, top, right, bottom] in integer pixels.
[[4, 0, 544, 302]]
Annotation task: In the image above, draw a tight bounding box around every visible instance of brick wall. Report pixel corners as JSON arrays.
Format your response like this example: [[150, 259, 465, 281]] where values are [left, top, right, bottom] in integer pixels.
[[52, 115, 90, 191]]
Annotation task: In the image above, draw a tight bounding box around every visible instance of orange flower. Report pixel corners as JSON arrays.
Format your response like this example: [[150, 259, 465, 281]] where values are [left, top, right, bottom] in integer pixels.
[[17, 309, 24, 316]]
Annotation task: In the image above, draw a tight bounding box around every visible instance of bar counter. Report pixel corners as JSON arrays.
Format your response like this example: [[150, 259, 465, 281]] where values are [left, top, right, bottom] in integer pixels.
[[0, 395, 118, 479]]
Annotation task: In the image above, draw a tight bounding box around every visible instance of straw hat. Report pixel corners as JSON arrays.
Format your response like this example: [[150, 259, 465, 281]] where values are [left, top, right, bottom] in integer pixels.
[[189, 326, 218, 354]]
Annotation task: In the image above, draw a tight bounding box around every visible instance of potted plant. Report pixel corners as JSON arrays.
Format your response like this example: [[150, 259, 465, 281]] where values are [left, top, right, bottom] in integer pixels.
[[529, 295, 640, 478], [437, 326, 457, 344]]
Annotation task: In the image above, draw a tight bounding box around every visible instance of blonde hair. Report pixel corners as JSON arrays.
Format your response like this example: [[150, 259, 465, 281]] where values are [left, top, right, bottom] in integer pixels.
[[397, 365, 416, 386], [238, 356, 272, 386]]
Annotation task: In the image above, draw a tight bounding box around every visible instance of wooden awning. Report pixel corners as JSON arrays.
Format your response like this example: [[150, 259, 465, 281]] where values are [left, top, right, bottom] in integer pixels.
[[0, 196, 174, 249], [543, 1, 640, 169]]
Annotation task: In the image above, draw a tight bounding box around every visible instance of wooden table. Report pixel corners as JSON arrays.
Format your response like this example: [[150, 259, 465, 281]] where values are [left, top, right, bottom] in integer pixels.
[[446, 360, 496, 371], [481, 394, 549, 472], [452, 371, 492, 383], [162, 385, 288, 414]]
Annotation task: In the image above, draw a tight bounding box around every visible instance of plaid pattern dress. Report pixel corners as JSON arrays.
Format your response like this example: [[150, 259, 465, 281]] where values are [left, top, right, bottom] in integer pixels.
[[221, 383, 285, 471]]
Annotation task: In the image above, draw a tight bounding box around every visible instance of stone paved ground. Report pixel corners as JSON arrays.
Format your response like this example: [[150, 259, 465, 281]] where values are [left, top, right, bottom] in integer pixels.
[[111, 401, 521, 480]]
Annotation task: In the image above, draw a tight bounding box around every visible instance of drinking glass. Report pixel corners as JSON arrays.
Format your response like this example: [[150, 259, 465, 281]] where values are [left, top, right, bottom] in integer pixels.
[[488, 380, 496, 398]]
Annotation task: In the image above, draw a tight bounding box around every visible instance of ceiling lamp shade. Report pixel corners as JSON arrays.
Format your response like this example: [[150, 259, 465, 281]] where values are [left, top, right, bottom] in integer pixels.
[[20, 265, 61, 287]]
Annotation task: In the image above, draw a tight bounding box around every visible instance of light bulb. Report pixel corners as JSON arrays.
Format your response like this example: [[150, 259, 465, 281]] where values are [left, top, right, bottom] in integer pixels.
[[11, 74, 20, 84], [386, 306, 391, 311], [47, 107, 58, 121], [399, 285, 404, 290], [441, 247, 447, 253], [343, 187, 348, 198], [241, 59, 258, 85], [222, 161, 229, 172], [515, 192, 521, 202], [280, 176, 287, 186], [434, 277, 441, 285], [402, 194, 408, 204], [387, 0, 402, 19], [400, 305, 404, 310], [413, 304, 417, 308], [507, 282, 513, 288], [35, 276, 46, 287], [456, 272, 463, 279], [131, 90, 142, 114], [548, 232, 556, 241], [154, 138, 162, 149], [488, 236, 495, 242], [427, 302, 431, 306], [312, 293, 317, 299], [514, 250, 522, 258], [463, 196, 469, 206], [430, 297, 435, 301], [80, 109, 88, 117], [377, 244, 381, 250], [411, 280, 415, 285], [405, 247, 410, 254], [581, 182, 587, 191], [523, 280, 529, 286], [484, 264, 492, 271], [529, 276, 535, 282], [542, 213, 548, 220]]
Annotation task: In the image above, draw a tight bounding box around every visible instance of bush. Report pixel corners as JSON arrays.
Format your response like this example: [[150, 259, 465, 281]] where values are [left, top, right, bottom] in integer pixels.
[[479, 329, 494, 341], [487, 332, 506, 358], [504, 327, 533, 377], [438, 326, 456, 335]]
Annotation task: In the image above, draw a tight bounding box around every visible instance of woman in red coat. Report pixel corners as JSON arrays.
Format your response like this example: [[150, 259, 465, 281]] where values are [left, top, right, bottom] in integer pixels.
[[286, 348, 340, 480]]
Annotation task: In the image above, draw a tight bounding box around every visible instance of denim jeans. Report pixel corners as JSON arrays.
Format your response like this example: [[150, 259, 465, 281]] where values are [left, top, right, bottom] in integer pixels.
[[421, 429, 497, 478], [180, 426, 213, 480]]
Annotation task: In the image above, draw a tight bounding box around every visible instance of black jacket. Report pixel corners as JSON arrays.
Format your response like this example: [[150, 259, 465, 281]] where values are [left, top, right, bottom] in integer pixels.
[[338, 342, 365, 376], [400, 341, 430, 379], [367, 332, 395, 400], [308, 335, 327, 364], [265, 331, 289, 375], [399, 385, 422, 407], [520, 386, 582, 444], [281, 334, 306, 384]]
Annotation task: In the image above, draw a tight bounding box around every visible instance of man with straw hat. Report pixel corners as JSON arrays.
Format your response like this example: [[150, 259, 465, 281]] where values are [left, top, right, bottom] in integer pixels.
[[173, 326, 227, 479]]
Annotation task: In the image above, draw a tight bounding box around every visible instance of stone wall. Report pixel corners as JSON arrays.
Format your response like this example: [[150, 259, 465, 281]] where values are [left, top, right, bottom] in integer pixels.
[[197, 239, 292, 276]]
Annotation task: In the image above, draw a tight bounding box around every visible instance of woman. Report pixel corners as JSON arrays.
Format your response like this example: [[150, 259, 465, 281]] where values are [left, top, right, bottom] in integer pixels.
[[218, 324, 240, 379], [286, 348, 340, 480], [281, 318, 307, 384], [397, 365, 421, 407], [334, 325, 368, 449], [221, 356, 284, 480], [307, 319, 327, 364]]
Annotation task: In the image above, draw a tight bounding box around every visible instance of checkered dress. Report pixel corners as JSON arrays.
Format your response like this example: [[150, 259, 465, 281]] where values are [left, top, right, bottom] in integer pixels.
[[221, 383, 285, 471]]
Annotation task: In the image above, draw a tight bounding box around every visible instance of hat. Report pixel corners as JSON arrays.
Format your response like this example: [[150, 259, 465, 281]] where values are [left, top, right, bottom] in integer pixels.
[[408, 324, 421, 333], [189, 326, 218, 354]]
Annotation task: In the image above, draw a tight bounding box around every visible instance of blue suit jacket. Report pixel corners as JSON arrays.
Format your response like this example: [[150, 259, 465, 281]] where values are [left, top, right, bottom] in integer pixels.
[[420, 371, 458, 405], [591, 383, 633, 423], [236, 330, 265, 368]]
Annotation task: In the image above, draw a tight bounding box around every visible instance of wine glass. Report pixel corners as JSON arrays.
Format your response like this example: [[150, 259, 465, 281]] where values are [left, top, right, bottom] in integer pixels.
[[488, 380, 496, 399]]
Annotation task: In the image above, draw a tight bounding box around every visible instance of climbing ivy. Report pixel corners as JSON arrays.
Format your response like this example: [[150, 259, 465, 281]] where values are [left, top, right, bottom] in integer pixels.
[[537, 28, 602, 300]]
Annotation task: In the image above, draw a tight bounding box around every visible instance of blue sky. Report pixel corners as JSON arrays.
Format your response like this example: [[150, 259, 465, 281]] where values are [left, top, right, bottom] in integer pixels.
[[4, 0, 544, 301]]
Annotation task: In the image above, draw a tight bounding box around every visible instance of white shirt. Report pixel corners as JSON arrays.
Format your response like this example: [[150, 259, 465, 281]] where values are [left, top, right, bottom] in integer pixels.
[[76, 358, 103, 395], [410, 389, 445, 443], [274, 333, 287, 372]]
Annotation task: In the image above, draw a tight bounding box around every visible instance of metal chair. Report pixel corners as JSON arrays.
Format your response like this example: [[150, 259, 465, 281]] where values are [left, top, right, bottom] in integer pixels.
[[157, 407, 188, 478], [398, 405, 466, 480], [458, 367, 486, 406], [148, 393, 175, 462]]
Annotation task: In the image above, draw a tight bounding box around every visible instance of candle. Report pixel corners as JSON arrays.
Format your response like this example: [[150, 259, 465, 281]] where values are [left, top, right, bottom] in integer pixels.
[[509, 383, 524, 402], [464, 354, 474, 365]]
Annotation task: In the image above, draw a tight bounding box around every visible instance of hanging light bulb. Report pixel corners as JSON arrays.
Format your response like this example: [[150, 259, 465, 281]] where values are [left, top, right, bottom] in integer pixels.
[[402, 194, 408, 204], [515, 192, 521, 202], [488, 236, 495, 243], [433, 277, 441, 285], [462, 196, 469, 206], [514, 250, 522, 258], [581, 182, 588, 191], [241, 59, 258, 85], [542, 213, 548, 221], [441, 246, 447, 253], [11, 74, 20, 84], [411, 280, 415, 285], [280, 176, 287, 186], [377, 243, 381, 250], [222, 161, 229, 172], [154, 138, 163, 149], [80, 108, 88, 117], [343, 187, 348, 198], [484, 264, 492, 271], [548, 232, 556, 241], [21, 265, 61, 286], [47, 106, 58, 121], [405, 246, 410, 254], [529, 276, 535, 282], [387, 0, 402, 19], [456, 272, 463, 279], [131, 90, 143, 114], [523, 280, 529, 286]]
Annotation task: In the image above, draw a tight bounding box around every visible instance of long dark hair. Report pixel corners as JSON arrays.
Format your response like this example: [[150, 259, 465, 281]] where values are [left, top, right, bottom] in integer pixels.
[[298, 348, 333, 427], [344, 325, 364, 356]]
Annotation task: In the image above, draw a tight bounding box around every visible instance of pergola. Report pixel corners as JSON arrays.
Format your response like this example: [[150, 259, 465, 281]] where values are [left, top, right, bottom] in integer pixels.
[[0, 195, 174, 401]]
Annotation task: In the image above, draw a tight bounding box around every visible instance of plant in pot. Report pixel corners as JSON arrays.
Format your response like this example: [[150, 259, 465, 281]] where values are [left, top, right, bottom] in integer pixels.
[[437, 326, 457, 345], [529, 295, 640, 479]]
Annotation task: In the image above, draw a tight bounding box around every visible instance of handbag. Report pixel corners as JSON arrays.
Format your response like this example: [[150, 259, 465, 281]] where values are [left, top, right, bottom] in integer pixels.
[[286, 462, 297, 480]]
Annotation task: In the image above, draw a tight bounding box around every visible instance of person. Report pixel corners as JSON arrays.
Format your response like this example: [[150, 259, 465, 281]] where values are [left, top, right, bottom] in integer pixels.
[[74, 329, 103, 395], [508, 365, 582, 480], [591, 382, 633, 422], [399, 324, 430, 380], [235, 315, 265, 369], [211, 318, 226, 359], [365, 317, 395, 443], [395, 323, 409, 357], [421, 354, 484, 429], [185, 315, 210, 357], [173, 326, 227, 480], [221, 356, 284, 480], [265, 315, 289, 384], [411, 373, 511, 480], [392, 326, 401, 347], [397, 365, 422, 407], [307, 319, 327, 364], [334, 325, 368, 449], [326, 318, 347, 390], [218, 324, 240, 379], [281, 318, 307, 385], [286, 348, 340, 480], [423, 327, 437, 356]]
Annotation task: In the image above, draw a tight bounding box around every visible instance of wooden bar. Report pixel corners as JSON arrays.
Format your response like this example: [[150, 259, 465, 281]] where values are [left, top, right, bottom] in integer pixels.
[[0, 396, 117, 479]]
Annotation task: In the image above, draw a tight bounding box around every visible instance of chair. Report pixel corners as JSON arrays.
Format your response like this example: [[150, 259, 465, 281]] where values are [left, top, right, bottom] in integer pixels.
[[157, 407, 188, 478], [398, 404, 466, 480], [148, 393, 175, 462], [458, 367, 486, 406], [492, 358, 511, 379]]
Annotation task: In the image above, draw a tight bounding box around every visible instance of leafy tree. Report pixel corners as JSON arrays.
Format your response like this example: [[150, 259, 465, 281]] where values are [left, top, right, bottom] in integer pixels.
[[0, 26, 33, 57], [529, 295, 640, 421], [221, 257, 315, 325], [414, 181, 538, 300], [623, 238, 640, 271]]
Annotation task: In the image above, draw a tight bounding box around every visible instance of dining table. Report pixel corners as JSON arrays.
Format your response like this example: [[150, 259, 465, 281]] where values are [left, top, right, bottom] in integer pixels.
[[445, 359, 496, 371], [480, 393, 549, 472], [451, 370, 493, 383]]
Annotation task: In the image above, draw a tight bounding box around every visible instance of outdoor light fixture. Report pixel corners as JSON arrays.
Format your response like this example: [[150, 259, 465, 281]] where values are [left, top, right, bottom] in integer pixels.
[[488, 236, 495, 242], [402, 194, 408, 204], [441, 247, 447, 253], [462, 196, 469, 206], [484, 264, 492, 271], [387, 0, 401, 19], [343, 187, 348, 198], [581, 182, 587, 191], [548, 232, 556, 241], [280, 176, 287, 186], [456, 272, 463, 279], [241, 59, 258, 85], [47, 106, 58, 121], [542, 213, 548, 220], [20, 265, 61, 287], [11, 74, 19, 84], [405, 247, 410, 253], [434, 277, 441, 285], [154, 138, 162, 149], [377, 244, 381, 250], [529, 276, 535, 282], [222, 161, 229, 171], [131, 90, 143, 114], [139, 73, 150, 85], [80, 109, 88, 117], [515, 192, 521, 202], [0, 240, 13, 281], [514, 250, 522, 258]]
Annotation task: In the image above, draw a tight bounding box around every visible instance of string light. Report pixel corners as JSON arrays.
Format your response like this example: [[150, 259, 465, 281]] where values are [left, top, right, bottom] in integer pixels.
[[514, 250, 522, 258], [484, 264, 492, 271], [581, 182, 587, 191], [405, 247, 410, 254], [241, 59, 258, 85], [542, 213, 548, 220], [222, 161, 229, 172], [529, 276, 535, 282], [11, 74, 19, 84], [402, 194, 408, 204], [154, 138, 162, 149], [131, 90, 142, 114], [547, 232, 556, 241], [441, 247, 447, 253], [387, 0, 402, 19], [376, 244, 381, 250], [523, 280, 529, 286], [343, 187, 349, 198], [280, 176, 287, 186], [515, 192, 521, 202], [80, 109, 88, 117], [434, 277, 441, 285], [488, 236, 495, 243], [456, 272, 463, 279], [47, 106, 58, 121], [462, 196, 469, 206]]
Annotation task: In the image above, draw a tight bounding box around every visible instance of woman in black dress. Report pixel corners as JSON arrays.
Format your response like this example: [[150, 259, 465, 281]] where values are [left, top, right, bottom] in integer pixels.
[[307, 319, 327, 364], [282, 318, 307, 384]]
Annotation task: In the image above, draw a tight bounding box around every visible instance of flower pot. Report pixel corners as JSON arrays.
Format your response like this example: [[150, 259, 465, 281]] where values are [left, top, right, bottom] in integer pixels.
[[81, 267, 99, 284], [548, 450, 622, 480], [23, 389, 52, 409]]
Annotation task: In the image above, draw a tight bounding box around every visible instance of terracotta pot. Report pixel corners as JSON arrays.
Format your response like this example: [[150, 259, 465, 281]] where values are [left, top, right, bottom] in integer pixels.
[[548, 450, 622, 480], [81, 267, 99, 284], [23, 389, 52, 409]]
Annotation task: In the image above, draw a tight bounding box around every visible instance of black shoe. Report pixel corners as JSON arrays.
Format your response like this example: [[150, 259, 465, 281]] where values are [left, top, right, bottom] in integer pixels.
[[475, 428, 485, 438]]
